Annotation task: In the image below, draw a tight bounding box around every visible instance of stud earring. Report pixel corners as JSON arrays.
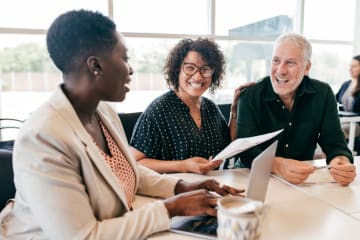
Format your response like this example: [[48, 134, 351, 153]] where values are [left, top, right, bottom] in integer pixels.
[[94, 71, 99, 75]]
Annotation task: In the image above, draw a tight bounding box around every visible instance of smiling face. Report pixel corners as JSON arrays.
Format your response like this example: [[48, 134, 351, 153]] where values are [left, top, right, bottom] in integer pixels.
[[270, 42, 311, 100], [97, 33, 133, 102], [176, 51, 212, 100]]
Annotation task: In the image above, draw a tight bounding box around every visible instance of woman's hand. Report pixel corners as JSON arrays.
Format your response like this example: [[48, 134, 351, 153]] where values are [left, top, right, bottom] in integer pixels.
[[174, 179, 245, 196], [166, 179, 245, 217], [164, 189, 219, 217], [182, 157, 222, 174], [231, 82, 256, 114]]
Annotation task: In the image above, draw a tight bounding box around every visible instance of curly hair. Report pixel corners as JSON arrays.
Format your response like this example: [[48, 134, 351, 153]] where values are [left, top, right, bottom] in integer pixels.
[[46, 9, 117, 74], [163, 38, 225, 94]]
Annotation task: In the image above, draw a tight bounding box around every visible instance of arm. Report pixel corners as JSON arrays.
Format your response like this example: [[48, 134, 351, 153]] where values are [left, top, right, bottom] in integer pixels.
[[318, 86, 353, 163], [229, 82, 256, 140], [352, 95, 360, 113], [164, 179, 245, 217], [131, 147, 222, 174], [317, 86, 356, 185], [14, 130, 171, 240], [236, 88, 264, 168]]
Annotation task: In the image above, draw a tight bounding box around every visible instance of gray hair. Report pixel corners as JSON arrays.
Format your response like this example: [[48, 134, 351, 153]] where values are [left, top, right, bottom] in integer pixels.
[[273, 33, 312, 62]]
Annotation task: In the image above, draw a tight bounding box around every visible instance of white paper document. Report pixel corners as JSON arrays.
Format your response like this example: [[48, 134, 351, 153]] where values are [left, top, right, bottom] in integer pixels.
[[212, 129, 283, 161]]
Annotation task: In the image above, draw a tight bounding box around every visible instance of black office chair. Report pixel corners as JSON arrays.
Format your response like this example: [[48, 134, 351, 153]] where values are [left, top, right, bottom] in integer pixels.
[[0, 149, 15, 210], [0, 118, 23, 151], [218, 103, 231, 122], [118, 112, 142, 142]]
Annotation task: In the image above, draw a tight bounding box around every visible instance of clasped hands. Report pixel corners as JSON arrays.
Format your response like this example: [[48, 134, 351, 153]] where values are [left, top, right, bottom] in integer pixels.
[[164, 179, 244, 218], [273, 156, 356, 186]]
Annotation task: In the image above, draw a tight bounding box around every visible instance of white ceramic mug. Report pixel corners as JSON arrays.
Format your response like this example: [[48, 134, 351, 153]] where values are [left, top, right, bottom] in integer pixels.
[[217, 196, 263, 240]]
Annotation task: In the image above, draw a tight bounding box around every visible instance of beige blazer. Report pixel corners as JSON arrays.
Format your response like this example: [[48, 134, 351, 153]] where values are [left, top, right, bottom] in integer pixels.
[[0, 86, 179, 240]]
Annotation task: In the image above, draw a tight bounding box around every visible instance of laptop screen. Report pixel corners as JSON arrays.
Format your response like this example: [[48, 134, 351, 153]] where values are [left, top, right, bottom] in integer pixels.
[[170, 140, 277, 239]]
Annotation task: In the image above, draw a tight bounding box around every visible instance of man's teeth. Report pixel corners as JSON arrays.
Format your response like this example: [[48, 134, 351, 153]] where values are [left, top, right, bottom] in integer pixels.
[[277, 78, 289, 83]]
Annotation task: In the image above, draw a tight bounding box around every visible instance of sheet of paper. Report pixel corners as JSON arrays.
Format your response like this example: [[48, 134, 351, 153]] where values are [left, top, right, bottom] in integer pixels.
[[212, 129, 283, 161]]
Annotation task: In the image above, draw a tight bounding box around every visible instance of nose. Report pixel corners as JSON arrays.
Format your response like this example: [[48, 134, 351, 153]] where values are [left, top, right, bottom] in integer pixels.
[[128, 64, 134, 76], [276, 62, 287, 75], [192, 69, 203, 80]]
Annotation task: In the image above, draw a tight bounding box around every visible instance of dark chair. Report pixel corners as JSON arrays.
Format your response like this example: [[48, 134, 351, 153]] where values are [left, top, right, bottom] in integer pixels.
[[0, 149, 15, 210], [0, 118, 23, 151], [218, 103, 231, 122], [118, 112, 142, 142]]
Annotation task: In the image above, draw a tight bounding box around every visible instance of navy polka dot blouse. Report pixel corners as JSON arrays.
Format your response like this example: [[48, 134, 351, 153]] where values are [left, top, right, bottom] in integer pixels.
[[130, 90, 231, 161]]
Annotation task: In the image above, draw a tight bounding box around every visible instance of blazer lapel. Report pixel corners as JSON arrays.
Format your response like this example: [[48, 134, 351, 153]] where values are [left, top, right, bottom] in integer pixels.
[[48, 86, 130, 210]]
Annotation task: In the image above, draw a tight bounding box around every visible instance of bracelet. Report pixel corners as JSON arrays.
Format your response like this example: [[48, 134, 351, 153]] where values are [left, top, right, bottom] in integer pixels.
[[230, 112, 237, 119]]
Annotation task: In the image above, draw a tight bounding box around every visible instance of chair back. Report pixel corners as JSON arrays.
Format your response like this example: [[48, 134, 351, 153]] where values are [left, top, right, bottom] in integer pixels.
[[0, 118, 23, 151], [218, 103, 231, 122], [118, 112, 142, 142], [0, 149, 15, 210]]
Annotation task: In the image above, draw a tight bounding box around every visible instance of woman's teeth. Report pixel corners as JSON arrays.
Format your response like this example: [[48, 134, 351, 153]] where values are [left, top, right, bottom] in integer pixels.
[[189, 82, 203, 88]]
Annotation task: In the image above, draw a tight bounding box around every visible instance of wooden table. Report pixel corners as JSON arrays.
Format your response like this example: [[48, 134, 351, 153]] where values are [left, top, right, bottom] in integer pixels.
[[132, 158, 360, 240]]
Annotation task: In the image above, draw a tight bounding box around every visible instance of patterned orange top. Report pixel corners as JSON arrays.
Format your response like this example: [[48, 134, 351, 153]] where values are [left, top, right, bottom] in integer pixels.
[[97, 119, 136, 209]]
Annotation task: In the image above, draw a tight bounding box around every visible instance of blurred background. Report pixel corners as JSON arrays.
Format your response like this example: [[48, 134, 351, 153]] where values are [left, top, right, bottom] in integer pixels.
[[0, 0, 359, 128]]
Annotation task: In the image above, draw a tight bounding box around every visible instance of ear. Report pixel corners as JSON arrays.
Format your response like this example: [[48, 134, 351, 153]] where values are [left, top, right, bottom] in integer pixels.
[[304, 60, 311, 75], [86, 56, 103, 76]]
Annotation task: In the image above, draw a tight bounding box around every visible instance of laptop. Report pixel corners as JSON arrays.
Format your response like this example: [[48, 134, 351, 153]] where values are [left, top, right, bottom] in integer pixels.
[[170, 140, 278, 240]]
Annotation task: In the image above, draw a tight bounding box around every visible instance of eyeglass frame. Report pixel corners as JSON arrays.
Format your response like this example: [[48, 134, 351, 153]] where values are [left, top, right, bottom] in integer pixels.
[[181, 62, 214, 78]]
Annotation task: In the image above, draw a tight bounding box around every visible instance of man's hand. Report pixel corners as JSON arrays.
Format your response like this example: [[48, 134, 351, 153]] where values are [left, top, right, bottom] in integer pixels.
[[329, 156, 356, 186], [272, 157, 316, 184]]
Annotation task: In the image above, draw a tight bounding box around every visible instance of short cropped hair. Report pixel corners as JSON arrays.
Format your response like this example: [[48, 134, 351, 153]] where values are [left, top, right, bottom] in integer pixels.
[[274, 33, 312, 63], [46, 9, 117, 74], [353, 55, 360, 62], [163, 38, 225, 94]]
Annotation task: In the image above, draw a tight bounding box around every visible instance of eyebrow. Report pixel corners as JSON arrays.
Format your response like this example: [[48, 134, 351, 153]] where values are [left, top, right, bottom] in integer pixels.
[[183, 62, 210, 67]]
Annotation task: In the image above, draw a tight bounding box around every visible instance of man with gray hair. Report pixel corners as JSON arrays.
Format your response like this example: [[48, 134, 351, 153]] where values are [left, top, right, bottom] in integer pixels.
[[236, 33, 356, 185]]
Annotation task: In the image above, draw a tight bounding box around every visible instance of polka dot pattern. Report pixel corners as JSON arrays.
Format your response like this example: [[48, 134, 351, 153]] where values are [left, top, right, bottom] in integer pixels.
[[98, 120, 136, 209], [130, 90, 231, 161]]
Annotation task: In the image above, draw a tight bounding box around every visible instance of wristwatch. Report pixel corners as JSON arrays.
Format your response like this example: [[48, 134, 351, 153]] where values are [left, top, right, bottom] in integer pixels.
[[230, 112, 237, 119]]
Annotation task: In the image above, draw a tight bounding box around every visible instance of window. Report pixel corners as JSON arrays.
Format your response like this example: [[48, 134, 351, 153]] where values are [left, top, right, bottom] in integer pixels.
[[216, 0, 297, 36], [0, 0, 107, 29], [114, 0, 209, 34], [304, 0, 356, 41], [310, 44, 353, 91], [0, 0, 358, 122]]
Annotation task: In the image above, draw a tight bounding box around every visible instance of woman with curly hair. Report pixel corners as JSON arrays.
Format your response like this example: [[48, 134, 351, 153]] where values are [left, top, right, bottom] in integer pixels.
[[130, 38, 252, 174]]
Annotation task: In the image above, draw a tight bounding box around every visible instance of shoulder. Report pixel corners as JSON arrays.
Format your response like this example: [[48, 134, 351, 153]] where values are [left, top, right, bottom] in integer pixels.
[[240, 76, 271, 100], [340, 80, 351, 89], [143, 91, 174, 114], [201, 96, 218, 108], [305, 77, 333, 93]]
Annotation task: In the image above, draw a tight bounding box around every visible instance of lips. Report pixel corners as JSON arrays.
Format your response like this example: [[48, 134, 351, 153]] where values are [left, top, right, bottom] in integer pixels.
[[123, 78, 131, 91]]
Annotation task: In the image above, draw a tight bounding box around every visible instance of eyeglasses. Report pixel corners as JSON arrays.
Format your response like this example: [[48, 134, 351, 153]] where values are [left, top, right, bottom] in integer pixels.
[[182, 62, 214, 78]]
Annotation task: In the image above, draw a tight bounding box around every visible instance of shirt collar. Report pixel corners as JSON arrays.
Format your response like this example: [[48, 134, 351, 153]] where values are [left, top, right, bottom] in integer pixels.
[[264, 75, 316, 102]]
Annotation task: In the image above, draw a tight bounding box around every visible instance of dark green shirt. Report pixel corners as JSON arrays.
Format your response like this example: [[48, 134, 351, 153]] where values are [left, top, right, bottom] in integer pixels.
[[236, 76, 353, 168]]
